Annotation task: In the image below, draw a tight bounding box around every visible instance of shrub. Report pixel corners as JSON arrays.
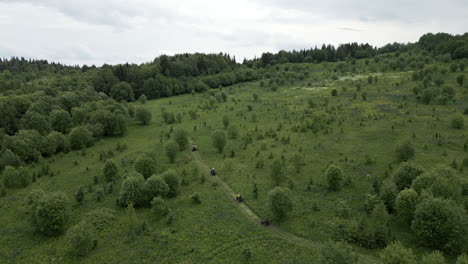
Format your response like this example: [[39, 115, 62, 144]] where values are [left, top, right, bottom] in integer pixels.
[[3, 166, 31, 188], [173, 128, 189, 151], [270, 159, 285, 185], [151, 197, 169, 218], [379, 180, 398, 213], [84, 208, 117, 231], [211, 130, 227, 153], [69, 126, 94, 150], [451, 115, 464, 129], [457, 254, 468, 264], [0, 149, 22, 169], [161, 170, 180, 198], [380, 242, 417, 264], [138, 94, 147, 104], [135, 107, 152, 125], [392, 162, 424, 191], [325, 164, 343, 191], [74, 186, 85, 204], [411, 197, 468, 253], [395, 188, 419, 224], [267, 187, 293, 221], [144, 174, 169, 201], [164, 141, 178, 163], [420, 251, 446, 264], [227, 125, 238, 139], [65, 221, 95, 256], [103, 159, 119, 182], [31, 192, 70, 236], [50, 109, 72, 133], [133, 154, 156, 179], [118, 173, 146, 207], [364, 194, 381, 214], [319, 241, 358, 264], [191, 192, 201, 204], [395, 141, 415, 162]]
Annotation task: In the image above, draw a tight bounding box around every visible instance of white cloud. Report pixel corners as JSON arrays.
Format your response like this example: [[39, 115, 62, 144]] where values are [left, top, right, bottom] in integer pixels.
[[0, 0, 466, 65]]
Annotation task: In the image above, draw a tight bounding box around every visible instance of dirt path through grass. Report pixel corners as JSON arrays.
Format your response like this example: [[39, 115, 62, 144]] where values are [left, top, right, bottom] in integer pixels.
[[189, 139, 380, 263]]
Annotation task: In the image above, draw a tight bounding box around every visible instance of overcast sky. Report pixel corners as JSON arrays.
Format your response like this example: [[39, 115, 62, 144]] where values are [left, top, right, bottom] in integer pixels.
[[0, 0, 467, 66]]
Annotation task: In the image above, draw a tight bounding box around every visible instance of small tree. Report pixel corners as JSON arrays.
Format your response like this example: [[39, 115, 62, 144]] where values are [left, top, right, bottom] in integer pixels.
[[325, 164, 343, 191], [319, 241, 359, 264], [227, 125, 238, 139], [212, 130, 227, 153], [133, 154, 156, 179], [118, 173, 146, 207], [32, 192, 70, 236], [222, 115, 230, 129], [380, 242, 417, 264], [135, 107, 152, 125], [379, 180, 398, 213], [69, 126, 94, 150], [164, 142, 178, 163], [74, 186, 85, 204], [161, 169, 180, 198], [395, 141, 415, 162], [103, 159, 119, 182], [144, 174, 169, 201], [50, 109, 72, 133], [456, 254, 468, 264], [395, 188, 419, 224], [138, 94, 147, 104], [173, 128, 189, 151], [456, 75, 465, 87], [420, 251, 446, 264], [392, 162, 424, 191], [65, 221, 95, 256], [151, 197, 169, 218], [451, 115, 464, 129], [3, 166, 31, 188], [267, 187, 293, 221], [270, 159, 285, 185]]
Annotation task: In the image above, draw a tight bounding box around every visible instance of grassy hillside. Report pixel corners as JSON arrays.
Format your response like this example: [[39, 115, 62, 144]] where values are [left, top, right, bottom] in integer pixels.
[[1, 56, 467, 263]]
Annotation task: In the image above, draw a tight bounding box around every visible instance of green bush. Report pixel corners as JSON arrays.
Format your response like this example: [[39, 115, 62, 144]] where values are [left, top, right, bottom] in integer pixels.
[[133, 154, 156, 179], [103, 159, 119, 182], [69, 126, 94, 150], [135, 107, 152, 125], [319, 241, 358, 264], [164, 141, 178, 163], [3, 166, 31, 188], [144, 174, 169, 201], [412, 197, 468, 253], [173, 128, 189, 151], [392, 162, 424, 191], [270, 159, 285, 185], [395, 188, 419, 224], [65, 221, 95, 256], [380, 242, 417, 264], [395, 141, 415, 162], [451, 115, 464, 129], [212, 130, 227, 153], [379, 180, 398, 213], [151, 197, 169, 218], [267, 187, 293, 221], [420, 251, 446, 264], [161, 169, 180, 198], [31, 192, 70, 236], [325, 164, 343, 191], [118, 173, 146, 207]]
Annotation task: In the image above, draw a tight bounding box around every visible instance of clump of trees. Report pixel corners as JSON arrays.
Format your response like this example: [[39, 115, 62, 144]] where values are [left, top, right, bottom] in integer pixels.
[[267, 187, 293, 221]]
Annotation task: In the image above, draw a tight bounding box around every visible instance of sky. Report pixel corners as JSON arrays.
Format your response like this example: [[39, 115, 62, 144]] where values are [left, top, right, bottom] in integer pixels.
[[0, 0, 467, 66]]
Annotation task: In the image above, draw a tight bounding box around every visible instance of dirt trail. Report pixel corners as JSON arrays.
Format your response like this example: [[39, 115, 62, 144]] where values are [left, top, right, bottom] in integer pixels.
[[189, 139, 380, 263]]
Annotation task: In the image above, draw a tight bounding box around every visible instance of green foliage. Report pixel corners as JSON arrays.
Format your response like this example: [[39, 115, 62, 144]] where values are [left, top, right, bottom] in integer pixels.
[[222, 115, 230, 129], [74, 186, 85, 204], [20, 111, 50, 135], [319, 241, 358, 264], [103, 159, 119, 182], [211, 129, 227, 153], [151, 197, 169, 218], [161, 169, 180, 198], [267, 187, 293, 221], [69, 126, 94, 150], [325, 164, 343, 191], [411, 197, 468, 253], [451, 115, 464, 129], [2, 166, 31, 188], [164, 141, 178, 163], [0, 148, 22, 169], [411, 167, 462, 201], [364, 194, 381, 214], [135, 107, 152, 125], [173, 128, 189, 151], [110, 81, 134, 102], [420, 251, 446, 264], [227, 125, 238, 139], [395, 141, 415, 162], [118, 173, 146, 207], [380, 180, 398, 213], [456, 75, 465, 87], [138, 94, 147, 104], [50, 109, 72, 133], [30, 191, 70, 236], [133, 154, 156, 179], [380, 242, 417, 264], [392, 162, 424, 191], [65, 221, 95, 256], [190, 192, 201, 204], [457, 254, 468, 264], [395, 188, 419, 224], [270, 159, 285, 185], [144, 174, 169, 200]]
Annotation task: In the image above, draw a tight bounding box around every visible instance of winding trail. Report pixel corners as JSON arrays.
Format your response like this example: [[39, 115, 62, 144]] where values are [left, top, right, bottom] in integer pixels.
[[189, 139, 380, 263]]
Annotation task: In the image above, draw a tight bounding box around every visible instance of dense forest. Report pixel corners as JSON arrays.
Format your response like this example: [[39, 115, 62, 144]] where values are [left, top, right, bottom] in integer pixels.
[[0, 32, 468, 263]]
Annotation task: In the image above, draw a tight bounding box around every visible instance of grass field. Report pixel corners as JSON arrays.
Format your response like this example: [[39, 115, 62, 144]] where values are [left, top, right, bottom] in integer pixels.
[[1, 60, 467, 263]]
